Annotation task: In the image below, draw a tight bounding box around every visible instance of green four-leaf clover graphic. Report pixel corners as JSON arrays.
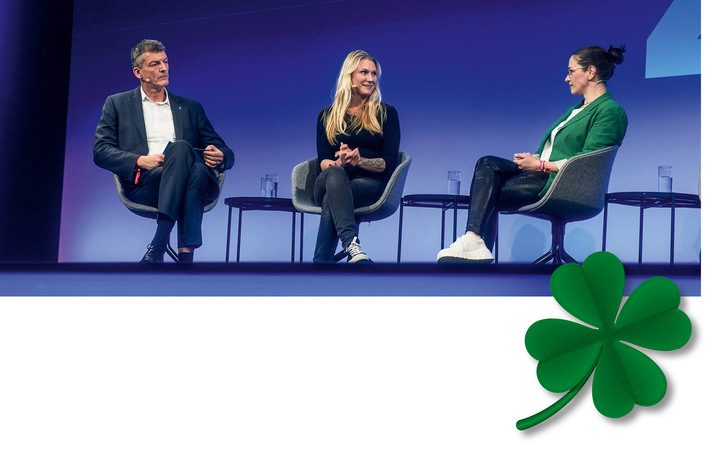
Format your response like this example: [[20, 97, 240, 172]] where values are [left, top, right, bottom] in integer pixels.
[[516, 252, 692, 430]]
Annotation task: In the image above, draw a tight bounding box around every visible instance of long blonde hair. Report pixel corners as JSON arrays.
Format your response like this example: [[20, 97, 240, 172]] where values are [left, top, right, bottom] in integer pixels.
[[324, 50, 385, 145]]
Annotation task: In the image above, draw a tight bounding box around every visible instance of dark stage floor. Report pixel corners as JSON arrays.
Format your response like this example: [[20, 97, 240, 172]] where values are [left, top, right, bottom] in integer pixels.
[[0, 263, 701, 297]]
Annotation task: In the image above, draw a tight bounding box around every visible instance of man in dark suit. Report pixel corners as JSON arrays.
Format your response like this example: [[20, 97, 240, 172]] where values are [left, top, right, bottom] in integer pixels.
[[94, 39, 234, 263]]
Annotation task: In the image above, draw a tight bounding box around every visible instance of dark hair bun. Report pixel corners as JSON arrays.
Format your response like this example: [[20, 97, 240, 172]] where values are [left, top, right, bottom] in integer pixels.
[[608, 45, 626, 66]]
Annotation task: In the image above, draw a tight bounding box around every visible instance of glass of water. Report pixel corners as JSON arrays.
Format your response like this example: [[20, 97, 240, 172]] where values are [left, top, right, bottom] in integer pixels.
[[658, 166, 672, 193], [265, 173, 279, 198], [448, 170, 461, 195]]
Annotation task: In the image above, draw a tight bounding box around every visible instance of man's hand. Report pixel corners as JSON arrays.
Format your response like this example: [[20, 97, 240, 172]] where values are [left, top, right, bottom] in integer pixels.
[[203, 145, 224, 168], [136, 154, 165, 170]]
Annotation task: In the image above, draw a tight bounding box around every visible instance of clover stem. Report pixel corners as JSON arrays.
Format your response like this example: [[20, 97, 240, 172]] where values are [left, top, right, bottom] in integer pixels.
[[516, 348, 602, 431]]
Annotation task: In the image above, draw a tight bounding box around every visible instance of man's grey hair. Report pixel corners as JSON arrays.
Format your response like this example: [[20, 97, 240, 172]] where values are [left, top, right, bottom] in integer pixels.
[[131, 39, 166, 68]]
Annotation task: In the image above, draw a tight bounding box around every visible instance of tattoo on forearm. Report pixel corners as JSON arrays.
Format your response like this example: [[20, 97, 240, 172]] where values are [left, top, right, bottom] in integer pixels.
[[361, 158, 385, 168]]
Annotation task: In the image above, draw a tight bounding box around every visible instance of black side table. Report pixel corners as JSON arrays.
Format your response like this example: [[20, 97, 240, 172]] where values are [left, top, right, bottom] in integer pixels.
[[601, 191, 701, 264], [397, 194, 470, 263], [225, 197, 304, 263]]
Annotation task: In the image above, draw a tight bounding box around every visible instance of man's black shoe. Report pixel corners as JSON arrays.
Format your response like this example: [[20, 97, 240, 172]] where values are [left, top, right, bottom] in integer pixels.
[[140, 244, 164, 263]]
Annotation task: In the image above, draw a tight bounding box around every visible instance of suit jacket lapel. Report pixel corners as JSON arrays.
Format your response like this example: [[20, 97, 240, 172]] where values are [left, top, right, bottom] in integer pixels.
[[169, 92, 185, 140], [129, 88, 147, 146]]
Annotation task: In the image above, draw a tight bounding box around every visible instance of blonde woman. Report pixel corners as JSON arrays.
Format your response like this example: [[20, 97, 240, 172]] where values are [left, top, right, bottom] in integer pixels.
[[314, 50, 401, 263]]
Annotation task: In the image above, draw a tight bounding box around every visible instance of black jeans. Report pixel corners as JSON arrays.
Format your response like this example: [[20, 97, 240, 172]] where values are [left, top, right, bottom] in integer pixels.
[[126, 140, 210, 248], [313, 166, 384, 263], [466, 155, 549, 250]]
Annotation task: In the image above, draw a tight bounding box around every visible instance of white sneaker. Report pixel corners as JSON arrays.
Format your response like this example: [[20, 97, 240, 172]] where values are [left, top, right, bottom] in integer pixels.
[[437, 234, 494, 263], [346, 237, 371, 263]]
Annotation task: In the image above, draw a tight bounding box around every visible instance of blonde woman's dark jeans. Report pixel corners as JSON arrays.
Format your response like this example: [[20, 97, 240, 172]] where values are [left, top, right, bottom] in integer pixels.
[[312, 166, 384, 263]]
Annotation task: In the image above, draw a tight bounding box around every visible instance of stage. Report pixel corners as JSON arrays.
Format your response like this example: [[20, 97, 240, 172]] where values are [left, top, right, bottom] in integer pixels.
[[0, 262, 701, 297]]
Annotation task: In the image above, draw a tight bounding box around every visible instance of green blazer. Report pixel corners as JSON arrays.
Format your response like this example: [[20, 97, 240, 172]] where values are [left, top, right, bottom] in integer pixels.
[[535, 91, 627, 196]]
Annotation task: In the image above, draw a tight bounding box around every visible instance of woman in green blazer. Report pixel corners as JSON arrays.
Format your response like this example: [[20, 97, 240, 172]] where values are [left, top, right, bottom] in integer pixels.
[[438, 45, 628, 263]]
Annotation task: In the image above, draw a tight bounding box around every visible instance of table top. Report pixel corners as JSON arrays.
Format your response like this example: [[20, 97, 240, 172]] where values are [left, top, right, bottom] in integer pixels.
[[605, 191, 701, 209], [402, 194, 470, 208], [224, 196, 297, 212]]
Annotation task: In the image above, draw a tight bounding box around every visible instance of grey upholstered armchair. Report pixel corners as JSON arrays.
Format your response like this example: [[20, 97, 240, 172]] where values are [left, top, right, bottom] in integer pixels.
[[291, 152, 411, 260], [498, 145, 619, 264], [113, 171, 225, 262]]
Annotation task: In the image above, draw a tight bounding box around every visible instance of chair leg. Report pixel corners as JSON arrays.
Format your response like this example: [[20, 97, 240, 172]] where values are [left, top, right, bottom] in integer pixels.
[[166, 241, 180, 262], [560, 248, 578, 264], [554, 221, 578, 264], [533, 248, 555, 265], [494, 213, 499, 264], [532, 220, 575, 265]]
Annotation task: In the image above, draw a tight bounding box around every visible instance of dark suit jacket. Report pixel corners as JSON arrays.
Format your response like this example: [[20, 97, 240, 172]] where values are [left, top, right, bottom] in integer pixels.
[[93, 87, 234, 201]]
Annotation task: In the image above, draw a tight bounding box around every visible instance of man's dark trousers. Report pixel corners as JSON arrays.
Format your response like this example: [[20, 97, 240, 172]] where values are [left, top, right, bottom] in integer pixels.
[[126, 140, 210, 248]]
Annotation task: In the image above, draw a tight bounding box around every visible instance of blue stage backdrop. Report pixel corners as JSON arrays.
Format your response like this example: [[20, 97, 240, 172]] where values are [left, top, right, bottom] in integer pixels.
[[60, 0, 700, 264]]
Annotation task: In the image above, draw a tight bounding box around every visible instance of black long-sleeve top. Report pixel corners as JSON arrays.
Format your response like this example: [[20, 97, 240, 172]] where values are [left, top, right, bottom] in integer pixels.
[[316, 103, 400, 180]]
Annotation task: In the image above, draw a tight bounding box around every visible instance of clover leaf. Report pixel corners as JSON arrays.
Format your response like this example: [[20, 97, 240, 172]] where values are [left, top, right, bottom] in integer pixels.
[[516, 252, 691, 430]]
